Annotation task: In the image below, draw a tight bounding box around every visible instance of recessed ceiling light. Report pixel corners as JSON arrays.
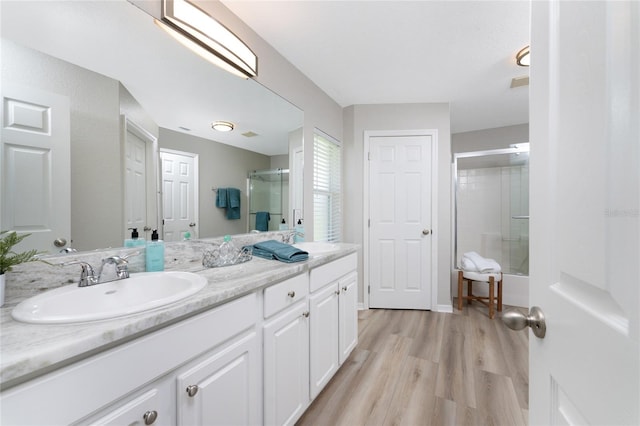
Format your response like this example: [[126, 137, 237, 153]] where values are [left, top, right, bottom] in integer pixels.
[[211, 121, 234, 132], [516, 45, 530, 67]]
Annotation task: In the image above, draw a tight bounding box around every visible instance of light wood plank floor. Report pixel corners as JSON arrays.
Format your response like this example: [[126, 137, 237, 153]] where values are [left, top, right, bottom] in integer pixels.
[[296, 302, 529, 426]]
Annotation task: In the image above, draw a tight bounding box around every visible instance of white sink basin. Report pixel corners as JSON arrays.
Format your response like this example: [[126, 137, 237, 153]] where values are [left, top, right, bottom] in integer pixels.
[[12, 271, 207, 324], [293, 242, 341, 255]]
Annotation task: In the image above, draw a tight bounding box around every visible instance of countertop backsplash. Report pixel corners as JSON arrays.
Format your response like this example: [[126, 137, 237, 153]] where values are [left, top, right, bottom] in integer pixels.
[[3, 231, 290, 307]]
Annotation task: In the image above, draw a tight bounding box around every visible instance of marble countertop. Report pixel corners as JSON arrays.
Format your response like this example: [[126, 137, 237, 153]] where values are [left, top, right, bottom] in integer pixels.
[[0, 238, 358, 390]]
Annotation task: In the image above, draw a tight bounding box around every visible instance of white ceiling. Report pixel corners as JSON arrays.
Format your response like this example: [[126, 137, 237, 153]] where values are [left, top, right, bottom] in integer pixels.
[[222, 0, 531, 134], [1, 0, 302, 156]]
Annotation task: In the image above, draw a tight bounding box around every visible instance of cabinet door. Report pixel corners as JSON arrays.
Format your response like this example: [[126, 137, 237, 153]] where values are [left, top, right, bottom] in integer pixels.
[[176, 331, 261, 426], [309, 283, 339, 400], [263, 301, 309, 426], [339, 272, 358, 364]]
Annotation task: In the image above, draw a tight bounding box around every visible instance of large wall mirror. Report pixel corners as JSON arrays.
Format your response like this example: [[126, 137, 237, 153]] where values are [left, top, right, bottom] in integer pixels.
[[1, 1, 303, 253]]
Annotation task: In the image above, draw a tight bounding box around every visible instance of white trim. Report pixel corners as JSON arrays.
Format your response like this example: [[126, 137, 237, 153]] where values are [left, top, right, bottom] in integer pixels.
[[363, 129, 439, 310], [121, 115, 159, 240], [434, 304, 453, 313]]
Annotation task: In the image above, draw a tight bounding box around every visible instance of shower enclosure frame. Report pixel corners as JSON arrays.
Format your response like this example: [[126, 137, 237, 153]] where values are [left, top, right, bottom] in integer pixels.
[[452, 143, 530, 274]]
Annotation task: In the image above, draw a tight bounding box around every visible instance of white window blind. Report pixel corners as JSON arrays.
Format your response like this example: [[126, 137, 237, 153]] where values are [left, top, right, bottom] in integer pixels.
[[313, 132, 341, 243]]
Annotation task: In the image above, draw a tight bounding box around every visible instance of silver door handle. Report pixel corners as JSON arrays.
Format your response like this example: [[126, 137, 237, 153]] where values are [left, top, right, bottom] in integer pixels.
[[502, 306, 546, 338], [54, 238, 67, 247], [189, 223, 196, 227], [422, 229, 431, 235]]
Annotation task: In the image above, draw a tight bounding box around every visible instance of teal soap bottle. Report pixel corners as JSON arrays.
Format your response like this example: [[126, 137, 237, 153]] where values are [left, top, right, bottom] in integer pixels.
[[124, 228, 146, 248], [294, 219, 304, 243], [146, 229, 165, 272]]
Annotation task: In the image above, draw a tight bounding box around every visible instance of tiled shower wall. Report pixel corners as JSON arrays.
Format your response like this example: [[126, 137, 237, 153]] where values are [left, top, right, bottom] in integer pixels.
[[457, 165, 529, 275]]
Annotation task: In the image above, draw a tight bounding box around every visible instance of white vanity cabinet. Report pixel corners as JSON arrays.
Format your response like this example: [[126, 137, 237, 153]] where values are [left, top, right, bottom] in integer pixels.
[[308, 253, 358, 399], [262, 273, 310, 426], [0, 293, 260, 426], [175, 330, 261, 426]]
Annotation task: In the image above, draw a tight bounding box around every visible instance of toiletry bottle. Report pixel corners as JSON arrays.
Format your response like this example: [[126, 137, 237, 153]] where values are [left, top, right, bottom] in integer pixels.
[[124, 228, 145, 248], [295, 219, 304, 243], [279, 218, 288, 230], [219, 235, 236, 265], [146, 229, 165, 272]]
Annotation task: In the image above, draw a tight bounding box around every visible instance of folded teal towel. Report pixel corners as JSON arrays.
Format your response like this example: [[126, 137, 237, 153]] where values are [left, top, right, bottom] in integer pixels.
[[227, 188, 241, 220], [248, 240, 309, 263], [216, 188, 228, 208], [255, 211, 270, 231]]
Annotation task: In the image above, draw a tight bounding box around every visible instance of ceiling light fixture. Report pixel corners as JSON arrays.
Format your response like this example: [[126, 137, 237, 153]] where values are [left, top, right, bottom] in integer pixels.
[[516, 45, 530, 67], [212, 121, 235, 132], [155, 0, 258, 79]]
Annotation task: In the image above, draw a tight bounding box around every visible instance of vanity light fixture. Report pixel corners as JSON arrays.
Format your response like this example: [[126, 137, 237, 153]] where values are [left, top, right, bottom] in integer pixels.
[[516, 45, 530, 67], [155, 0, 258, 79], [212, 121, 235, 132]]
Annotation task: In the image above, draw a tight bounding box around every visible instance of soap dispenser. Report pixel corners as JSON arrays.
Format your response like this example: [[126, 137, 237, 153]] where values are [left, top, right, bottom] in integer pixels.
[[279, 218, 288, 230], [124, 228, 145, 248], [146, 229, 165, 272], [294, 219, 304, 243]]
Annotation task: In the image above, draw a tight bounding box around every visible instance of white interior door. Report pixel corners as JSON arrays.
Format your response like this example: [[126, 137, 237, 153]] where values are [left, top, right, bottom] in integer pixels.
[[367, 131, 436, 310], [529, 1, 639, 424], [160, 149, 198, 242], [1, 83, 70, 253], [123, 117, 158, 240]]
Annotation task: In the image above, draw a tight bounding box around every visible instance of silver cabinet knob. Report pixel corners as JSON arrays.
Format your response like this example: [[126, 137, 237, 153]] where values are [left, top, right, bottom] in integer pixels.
[[422, 229, 431, 235], [342, 286, 348, 292], [54, 238, 67, 247], [502, 306, 546, 338], [186, 384, 199, 397], [302, 311, 310, 318], [335, 290, 340, 295], [143, 410, 158, 425], [288, 291, 296, 298]]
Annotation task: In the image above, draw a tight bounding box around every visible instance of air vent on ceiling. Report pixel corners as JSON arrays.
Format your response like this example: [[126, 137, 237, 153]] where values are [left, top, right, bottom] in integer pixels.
[[242, 131, 259, 138]]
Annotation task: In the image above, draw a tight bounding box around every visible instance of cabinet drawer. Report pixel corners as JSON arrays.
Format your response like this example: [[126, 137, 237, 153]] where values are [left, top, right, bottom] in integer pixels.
[[310, 253, 357, 293], [264, 273, 308, 318]]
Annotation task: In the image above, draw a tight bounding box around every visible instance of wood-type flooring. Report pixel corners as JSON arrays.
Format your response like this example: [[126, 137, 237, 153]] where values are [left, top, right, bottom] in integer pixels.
[[296, 302, 529, 426]]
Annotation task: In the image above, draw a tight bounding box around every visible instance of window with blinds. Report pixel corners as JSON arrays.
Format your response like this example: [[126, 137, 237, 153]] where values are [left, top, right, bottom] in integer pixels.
[[313, 131, 342, 243]]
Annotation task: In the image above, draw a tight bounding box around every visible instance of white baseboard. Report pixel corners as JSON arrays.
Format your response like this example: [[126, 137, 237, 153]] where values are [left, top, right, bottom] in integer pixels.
[[434, 304, 453, 313]]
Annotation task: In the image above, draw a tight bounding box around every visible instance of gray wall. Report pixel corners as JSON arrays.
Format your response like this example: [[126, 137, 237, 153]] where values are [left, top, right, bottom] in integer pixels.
[[452, 123, 529, 153], [159, 128, 270, 238], [2, 39, 123, 251], [343, 103, 453, 309]]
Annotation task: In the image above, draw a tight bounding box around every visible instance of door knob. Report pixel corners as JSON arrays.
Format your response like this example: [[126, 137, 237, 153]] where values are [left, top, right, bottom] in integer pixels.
[[502, 306, 546, 338], [189, 222, 196, 227], [54, 238, 67, 248], [422, 229, 431, 235]]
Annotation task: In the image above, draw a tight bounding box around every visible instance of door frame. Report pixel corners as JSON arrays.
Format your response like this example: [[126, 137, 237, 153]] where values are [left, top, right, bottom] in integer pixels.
[[363, 129, 438, 310], [121, 115, 159, 240], [159, 148, 199, 240]]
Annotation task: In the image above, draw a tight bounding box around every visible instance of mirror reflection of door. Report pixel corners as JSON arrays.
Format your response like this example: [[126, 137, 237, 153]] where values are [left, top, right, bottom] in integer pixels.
[[123, 116, 158, 241], [160, 149, 199, 242], [1, 83, 71, 253]]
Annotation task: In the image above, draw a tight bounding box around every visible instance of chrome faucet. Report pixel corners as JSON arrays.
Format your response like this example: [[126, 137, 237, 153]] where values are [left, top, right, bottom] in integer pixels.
[[60, 251, 139, 287], [97, 256, 130, 283], [281, 230, 305, 244]]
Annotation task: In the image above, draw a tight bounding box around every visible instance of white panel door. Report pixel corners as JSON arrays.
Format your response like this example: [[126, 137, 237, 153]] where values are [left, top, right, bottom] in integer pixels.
[[124, 117, 158, 240], [368, 133, 435, 309], [160, 149, 198, 242], [1, 83, 70, 253], [529, 1, 639, 424]]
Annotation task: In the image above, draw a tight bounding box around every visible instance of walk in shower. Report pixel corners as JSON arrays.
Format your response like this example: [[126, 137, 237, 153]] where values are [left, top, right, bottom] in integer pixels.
[[454, 144, 530, 299], [248, 168, 289, 232]]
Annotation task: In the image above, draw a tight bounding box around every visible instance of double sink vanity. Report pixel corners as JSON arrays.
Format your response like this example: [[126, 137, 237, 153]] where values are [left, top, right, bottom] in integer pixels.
[[0, 233, 358, 425]]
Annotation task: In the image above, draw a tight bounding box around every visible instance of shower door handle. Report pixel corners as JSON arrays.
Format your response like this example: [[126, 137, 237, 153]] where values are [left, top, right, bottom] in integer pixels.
[[422, 229, 431, 235]]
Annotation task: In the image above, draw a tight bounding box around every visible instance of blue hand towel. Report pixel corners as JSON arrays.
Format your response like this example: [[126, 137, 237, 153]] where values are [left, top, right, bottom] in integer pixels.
[[255, 211, 270, 231], [216, 188, 228, 208], [247, 240, 309, 263], [226, 188, 241, 220]]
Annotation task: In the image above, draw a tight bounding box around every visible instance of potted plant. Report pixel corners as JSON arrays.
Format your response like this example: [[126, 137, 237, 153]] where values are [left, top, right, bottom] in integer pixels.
[[0, 231, 40, 307]]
